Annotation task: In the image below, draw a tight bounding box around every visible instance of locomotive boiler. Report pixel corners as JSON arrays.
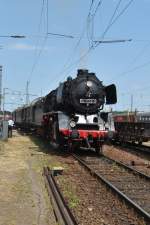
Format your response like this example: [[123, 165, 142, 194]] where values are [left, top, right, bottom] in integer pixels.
[[44, 69, 117, 115], [13, 69, 117, 153]]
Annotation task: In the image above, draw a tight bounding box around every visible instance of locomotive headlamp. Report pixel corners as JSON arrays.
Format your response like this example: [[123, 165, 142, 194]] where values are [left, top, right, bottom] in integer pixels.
[[86, 81, 92, 87], [70, 120, 76, 128]]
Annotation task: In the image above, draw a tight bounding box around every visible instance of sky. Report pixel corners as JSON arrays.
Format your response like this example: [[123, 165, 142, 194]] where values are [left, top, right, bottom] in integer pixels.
[[0, 0, 150, 112]]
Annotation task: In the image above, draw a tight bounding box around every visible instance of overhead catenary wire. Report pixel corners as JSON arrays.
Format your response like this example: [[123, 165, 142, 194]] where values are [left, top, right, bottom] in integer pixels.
[[25, 0, 49, 105], [110, 0, 134, 27], [100, 0, 122, 40], [32, 0, 45, 61], [87, 0, 134, 52], [111, 58, 150, 82], [28, 36, 48, 83], [93, 0, 103, 17], [69, 0, 133, 75], [87, 0, 122, 49], [53, 1, 103, 84], [94, 39, 132, 44], [94, 0, 123, 49], [63, 1, 96, 69], [25, 0, 134, 96], [60, 40, 132, 81], [52, 1, 96, 83], [87, 0, 102, 47], [111, 41, 150, 82], [51, 27, 86, 82], [55, 0, 103, 78], [87, 0, 103, 48], [27, 0, 45, 82], [28, 0, 48, 83], [54, 0, 134, 82], [46, 0, 49, 34], [24, 35, 150, 42], [127, 42, 150, 67], [88, 0, 95, 17], [47, 32, 74, 38], [94, 0, 134, 50]]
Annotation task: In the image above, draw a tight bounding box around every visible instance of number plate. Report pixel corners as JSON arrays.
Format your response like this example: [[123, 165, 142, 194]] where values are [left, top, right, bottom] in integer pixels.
[[80, 99, 97, 104]]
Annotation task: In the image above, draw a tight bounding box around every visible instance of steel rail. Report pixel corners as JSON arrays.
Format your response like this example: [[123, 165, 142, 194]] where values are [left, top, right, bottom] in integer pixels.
[[114, 142, 150, 154], [43, 167, 78, 225], [128, 142, 150, 154], [72, 154, 150, 223], [102, 154, 150, 180]]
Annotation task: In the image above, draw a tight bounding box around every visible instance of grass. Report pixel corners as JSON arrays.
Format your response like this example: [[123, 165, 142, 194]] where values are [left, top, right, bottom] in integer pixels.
[[58, 176, 80, 209], [63, 188, 80, 209]]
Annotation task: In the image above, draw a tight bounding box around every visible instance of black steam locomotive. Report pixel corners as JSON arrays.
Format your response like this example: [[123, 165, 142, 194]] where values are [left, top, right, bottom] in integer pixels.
[[13, 69, 117, 153]]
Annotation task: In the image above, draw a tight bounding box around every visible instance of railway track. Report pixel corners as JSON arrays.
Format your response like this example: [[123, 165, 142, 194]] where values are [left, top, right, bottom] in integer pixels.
[[128, 142, 150, 154], [103, 153, 150, 179], [43, 166, 78, 225], [72, 153, 150, 223], [115, 142, 150, 156]]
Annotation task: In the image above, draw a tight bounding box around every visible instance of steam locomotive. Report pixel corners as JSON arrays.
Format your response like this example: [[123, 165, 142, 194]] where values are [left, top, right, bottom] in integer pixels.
[[114, 112, 150, 144], [13, 69, 117, 153]]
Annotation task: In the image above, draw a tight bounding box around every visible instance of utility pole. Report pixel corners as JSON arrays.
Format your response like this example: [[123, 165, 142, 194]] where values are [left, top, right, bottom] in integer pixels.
[[26, 81, 29, 104], [0, 66, 2, 111], [3, 88, 8, 120], [2, 88, 38, 113], [2, 88, 5, 120]]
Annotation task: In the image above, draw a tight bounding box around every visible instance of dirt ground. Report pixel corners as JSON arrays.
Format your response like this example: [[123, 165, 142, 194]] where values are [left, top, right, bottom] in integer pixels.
[[0, 131, 57, 225], [0, 131, 148, 225]]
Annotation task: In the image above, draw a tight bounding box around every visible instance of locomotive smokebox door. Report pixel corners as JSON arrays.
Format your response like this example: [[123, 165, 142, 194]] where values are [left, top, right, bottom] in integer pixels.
[[105, 84, 117, 104]]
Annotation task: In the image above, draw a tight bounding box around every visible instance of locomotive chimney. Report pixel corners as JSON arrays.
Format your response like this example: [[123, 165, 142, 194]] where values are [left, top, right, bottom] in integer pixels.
[[77, 69, 88, 76]]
